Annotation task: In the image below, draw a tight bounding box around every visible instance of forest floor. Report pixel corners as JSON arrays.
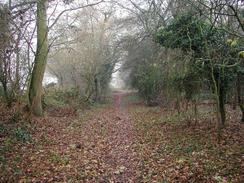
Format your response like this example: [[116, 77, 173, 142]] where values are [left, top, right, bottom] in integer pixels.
[[0, 91, 243, 182]]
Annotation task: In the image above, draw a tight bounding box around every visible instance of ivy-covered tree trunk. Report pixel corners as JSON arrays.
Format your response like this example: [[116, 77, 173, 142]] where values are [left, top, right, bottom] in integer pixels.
[[0, 5, 13, 106], [29, 0, 48, 116], [237, 73, 244, 123]]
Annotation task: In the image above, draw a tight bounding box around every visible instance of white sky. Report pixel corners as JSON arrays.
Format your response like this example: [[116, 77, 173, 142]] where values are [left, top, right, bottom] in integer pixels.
[[110, 61, 125, 89]]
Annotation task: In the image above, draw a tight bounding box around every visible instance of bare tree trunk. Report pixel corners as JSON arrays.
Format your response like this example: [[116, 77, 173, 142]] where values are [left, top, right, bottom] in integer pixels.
[[94, 77, 98, 102], [193, 99, 198, 126], [28, 0, 48, 116], [233, 89, 237, 110], [210, 64, 222, 141], [219, 87, 226, 126], [14, 28, 22, 97], [175, 96, 181, 115], [237, 73, 244, 123]]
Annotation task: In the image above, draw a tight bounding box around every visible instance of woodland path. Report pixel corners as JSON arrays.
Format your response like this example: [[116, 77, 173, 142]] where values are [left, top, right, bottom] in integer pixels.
[[33, 91, 141, 182], [109, 91, 140, 181], [78, 91, 140, 182], [1, 91, 243, 182]]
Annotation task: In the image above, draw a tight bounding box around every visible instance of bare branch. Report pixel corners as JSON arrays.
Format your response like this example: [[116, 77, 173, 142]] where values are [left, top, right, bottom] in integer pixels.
[[10, 0, 37, 10], [48, 0, 105, 30]]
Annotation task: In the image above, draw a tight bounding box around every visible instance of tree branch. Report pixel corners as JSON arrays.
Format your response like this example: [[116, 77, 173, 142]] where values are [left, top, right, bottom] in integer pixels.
[[10, 0, 37, 10], [48, 0, 105, 30]]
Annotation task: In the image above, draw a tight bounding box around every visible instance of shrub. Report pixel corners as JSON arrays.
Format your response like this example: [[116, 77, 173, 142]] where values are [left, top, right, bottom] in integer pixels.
[[132, 64, 163, 105], [12, 127, 31, 142]]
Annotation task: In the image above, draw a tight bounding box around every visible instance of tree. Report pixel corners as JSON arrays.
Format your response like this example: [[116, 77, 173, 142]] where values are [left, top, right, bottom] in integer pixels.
[[47, 7, 121, 102], [0, 4, 12, 104], [156, 12, 239, 130], [121, 37, 164, 105], [28, 0, 48, 116], [27, 0, 105, 116]]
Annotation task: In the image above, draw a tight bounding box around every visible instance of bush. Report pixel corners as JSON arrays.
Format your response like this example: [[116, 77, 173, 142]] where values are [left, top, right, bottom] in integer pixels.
[[132, 64, 163, 105], [43, 88, 90, 110], [12, 127, 31, 142]]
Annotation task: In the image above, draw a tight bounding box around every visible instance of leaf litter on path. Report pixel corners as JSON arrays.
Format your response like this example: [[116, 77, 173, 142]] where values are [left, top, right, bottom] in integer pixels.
[[0, 92, 243, 182]]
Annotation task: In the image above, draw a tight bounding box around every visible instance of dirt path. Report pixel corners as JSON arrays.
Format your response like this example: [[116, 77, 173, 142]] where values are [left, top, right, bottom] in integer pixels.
[[1, 91, 243, 182], [70, 91, 140, 182], [57, 91, 140, 182], [98, 91, 139, 182]]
